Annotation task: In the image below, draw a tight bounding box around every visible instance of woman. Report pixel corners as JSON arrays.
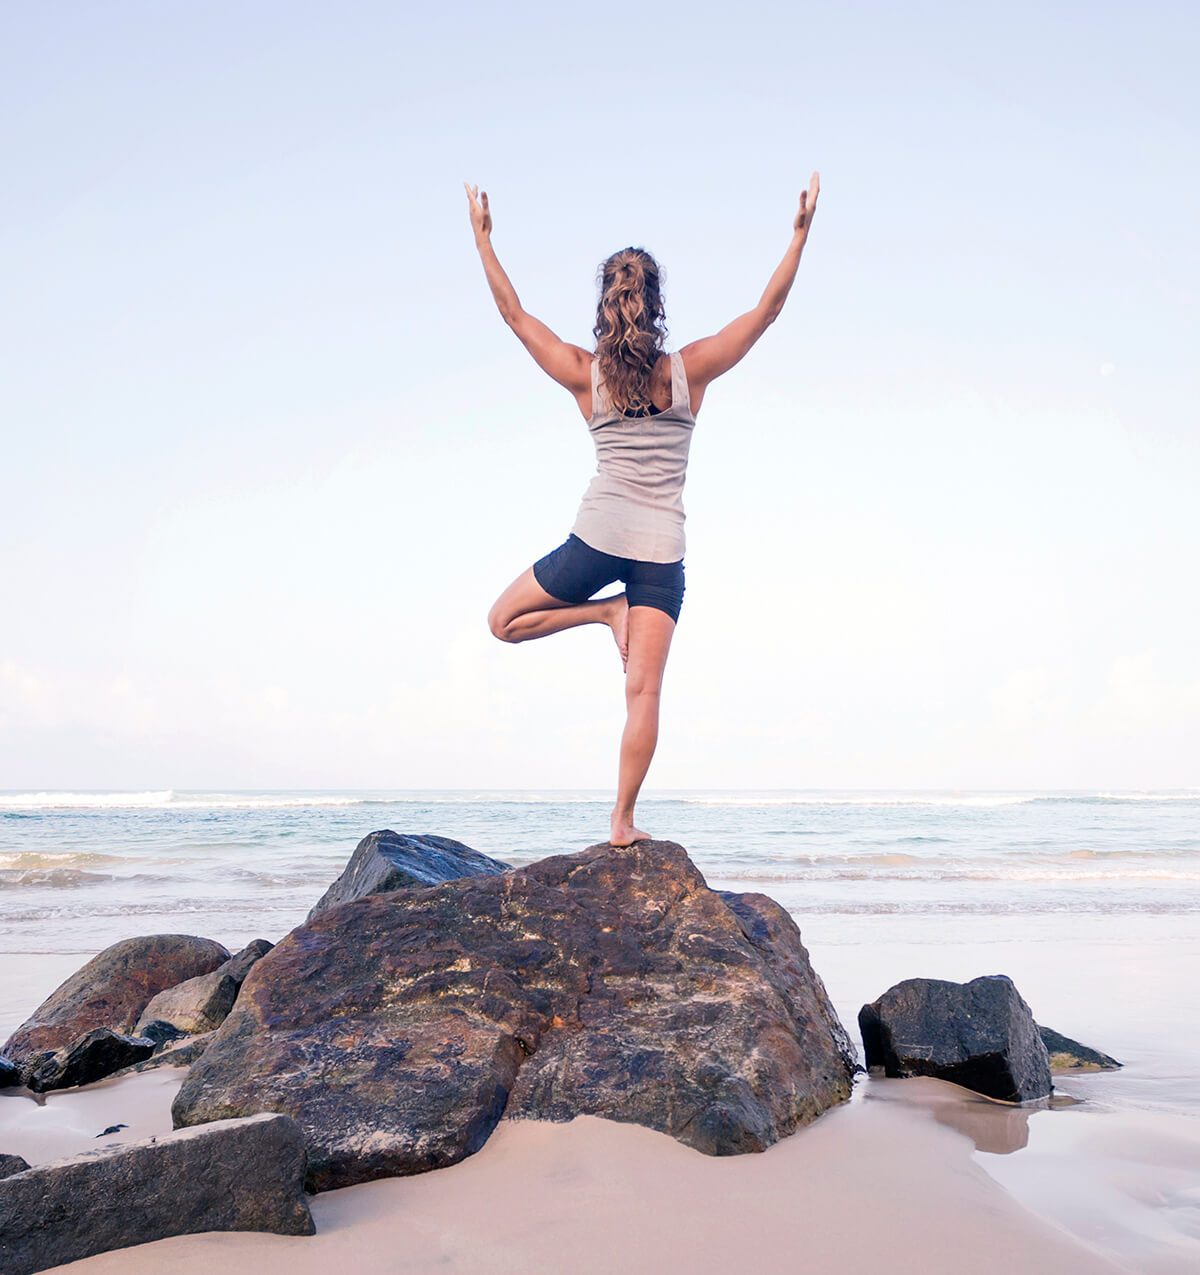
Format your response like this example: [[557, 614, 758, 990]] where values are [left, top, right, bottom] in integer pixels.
[[465, 174, 819, 846]]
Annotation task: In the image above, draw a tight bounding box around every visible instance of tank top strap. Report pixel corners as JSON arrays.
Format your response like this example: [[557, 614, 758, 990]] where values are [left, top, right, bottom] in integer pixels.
[[669, 350, 691, 414], [590, 356, 607, 417]]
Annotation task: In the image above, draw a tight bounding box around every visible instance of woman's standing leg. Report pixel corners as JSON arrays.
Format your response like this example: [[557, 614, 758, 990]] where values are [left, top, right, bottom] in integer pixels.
[[610, 605, 676, 846]]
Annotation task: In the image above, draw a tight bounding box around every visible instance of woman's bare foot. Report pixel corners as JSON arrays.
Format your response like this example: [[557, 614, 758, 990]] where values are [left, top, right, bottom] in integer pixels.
[[607, 593, 630, 671], [609, 810, 650, 847]]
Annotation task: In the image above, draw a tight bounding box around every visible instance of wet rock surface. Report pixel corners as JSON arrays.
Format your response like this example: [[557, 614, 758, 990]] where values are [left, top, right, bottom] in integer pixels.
[[1038, 1024, 1122, 1071], [859, 974, 1052, 1101], [0, 1113, 313, 1275], [175, 839, 858, 1191], [2, 934, 230, 1081], [25, 1027, 156, 1093], [307, 830, 511, 920]]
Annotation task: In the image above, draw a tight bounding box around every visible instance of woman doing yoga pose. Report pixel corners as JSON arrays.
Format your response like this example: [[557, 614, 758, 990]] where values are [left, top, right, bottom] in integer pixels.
[[466, 174, 819, 846]]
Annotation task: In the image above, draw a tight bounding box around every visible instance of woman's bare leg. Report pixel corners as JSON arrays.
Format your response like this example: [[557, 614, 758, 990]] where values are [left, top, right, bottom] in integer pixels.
[[610, 606, 676, 846], [489, 568, 629, 665]]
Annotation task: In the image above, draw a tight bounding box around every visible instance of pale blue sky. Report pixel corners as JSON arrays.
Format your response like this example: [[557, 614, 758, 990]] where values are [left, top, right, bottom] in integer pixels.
[[2, 1, 1197, 789]]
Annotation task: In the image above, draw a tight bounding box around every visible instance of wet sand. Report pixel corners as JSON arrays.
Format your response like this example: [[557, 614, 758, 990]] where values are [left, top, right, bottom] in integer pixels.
[[1, 1067, 1133, 1275]]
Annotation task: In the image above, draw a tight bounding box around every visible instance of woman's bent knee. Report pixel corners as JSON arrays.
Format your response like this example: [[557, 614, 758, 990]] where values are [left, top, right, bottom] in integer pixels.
[[488, 608, 515, 642]]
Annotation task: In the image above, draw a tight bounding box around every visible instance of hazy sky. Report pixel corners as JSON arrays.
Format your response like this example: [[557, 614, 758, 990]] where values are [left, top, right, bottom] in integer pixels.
[[2, 1, 1197, 790]]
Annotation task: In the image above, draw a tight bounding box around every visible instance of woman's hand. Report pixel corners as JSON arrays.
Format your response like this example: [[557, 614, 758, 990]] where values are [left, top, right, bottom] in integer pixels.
[[793, 171, 820, 239], [464, 182, 492, 242]]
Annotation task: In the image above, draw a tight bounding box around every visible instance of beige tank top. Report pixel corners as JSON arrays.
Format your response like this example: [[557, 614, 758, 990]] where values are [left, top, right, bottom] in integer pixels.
[[571, 351, 697, 563]]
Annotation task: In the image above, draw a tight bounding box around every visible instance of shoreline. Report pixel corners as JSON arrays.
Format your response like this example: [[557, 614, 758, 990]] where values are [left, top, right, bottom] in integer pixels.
[[4, 1068, 1128, 1275]]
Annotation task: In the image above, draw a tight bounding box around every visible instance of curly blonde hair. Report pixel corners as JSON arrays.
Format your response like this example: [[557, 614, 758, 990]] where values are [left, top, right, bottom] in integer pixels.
[[593, 247, 667, 415]]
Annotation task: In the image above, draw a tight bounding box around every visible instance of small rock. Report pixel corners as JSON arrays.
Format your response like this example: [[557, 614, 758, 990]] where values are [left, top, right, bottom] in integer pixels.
[[117, 1032, 215, 1075], [859, 974, 1052, 1102], [1037, 1024, 1122, 1071], [137, 1020, 189, 1050], [135, 971, 238, 1036], [307, 829, 511, 919], [25, 1028, 156, 1093], [2, 934, 230, 1077], [133, 941, 273, 1038], [220, 938, 274, 985], [96, 1125, 128, 1137], [0, 1113, 313, 1275], [0, 1154, 29, 1178]]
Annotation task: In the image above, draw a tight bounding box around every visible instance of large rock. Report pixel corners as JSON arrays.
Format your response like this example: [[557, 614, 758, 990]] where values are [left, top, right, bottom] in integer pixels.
[[175, 840, 857, 1191], [307, 830, 511, 919], [25, 1027, 156, 1093], [134, 938, 273, 1037], [0, 1154, 29, 1179], [3, 934, 230, 1080], [859, 974, 1052, 1101], [1038, 1024, 1121, 1072], [0, 1113, 313, 1275]]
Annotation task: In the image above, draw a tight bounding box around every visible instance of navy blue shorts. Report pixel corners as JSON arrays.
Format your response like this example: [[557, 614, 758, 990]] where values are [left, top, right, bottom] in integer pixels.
[[533, 534, 685, 623]]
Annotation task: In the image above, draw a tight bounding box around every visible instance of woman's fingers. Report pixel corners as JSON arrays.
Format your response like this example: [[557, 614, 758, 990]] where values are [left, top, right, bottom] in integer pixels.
[[463, 182, 491, 236], [795, 171, 820, 233]]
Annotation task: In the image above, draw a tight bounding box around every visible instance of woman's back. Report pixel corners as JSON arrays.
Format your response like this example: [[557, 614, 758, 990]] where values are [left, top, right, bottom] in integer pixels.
[[573, 351, 696, 564]]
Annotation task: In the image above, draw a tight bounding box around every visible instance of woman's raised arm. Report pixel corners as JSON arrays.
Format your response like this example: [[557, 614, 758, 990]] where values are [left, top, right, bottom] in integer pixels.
[[465, 183, 592, 413], [680, 172, 820, 408]]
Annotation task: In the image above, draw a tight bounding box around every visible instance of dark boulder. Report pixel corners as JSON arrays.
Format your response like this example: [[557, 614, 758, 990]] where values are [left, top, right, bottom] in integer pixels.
[[2, 934, 230, 1079], [859, 974, 1052, 1101], [0, 1154, 29, 1178], [175, 840, 857, 1191], [25, 1028, 156, 1093], [307, 830, 511, 919], [0, 1113, 312, 1275], [1037, 1024, 1121, 1071], [0, 1057, 19, 1089]]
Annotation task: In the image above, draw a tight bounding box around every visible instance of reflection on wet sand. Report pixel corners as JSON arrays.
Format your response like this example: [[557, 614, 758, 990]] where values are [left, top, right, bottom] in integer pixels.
[[860, 1071, 1085, 1155]]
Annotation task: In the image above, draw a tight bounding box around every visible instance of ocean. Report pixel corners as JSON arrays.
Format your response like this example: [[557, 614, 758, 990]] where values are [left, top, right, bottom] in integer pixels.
[[2, 789, 1199, 1269]]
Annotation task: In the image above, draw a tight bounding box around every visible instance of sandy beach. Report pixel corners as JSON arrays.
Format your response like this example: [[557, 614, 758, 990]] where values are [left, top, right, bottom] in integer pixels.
[[1, 1064, 1135, 1275]]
